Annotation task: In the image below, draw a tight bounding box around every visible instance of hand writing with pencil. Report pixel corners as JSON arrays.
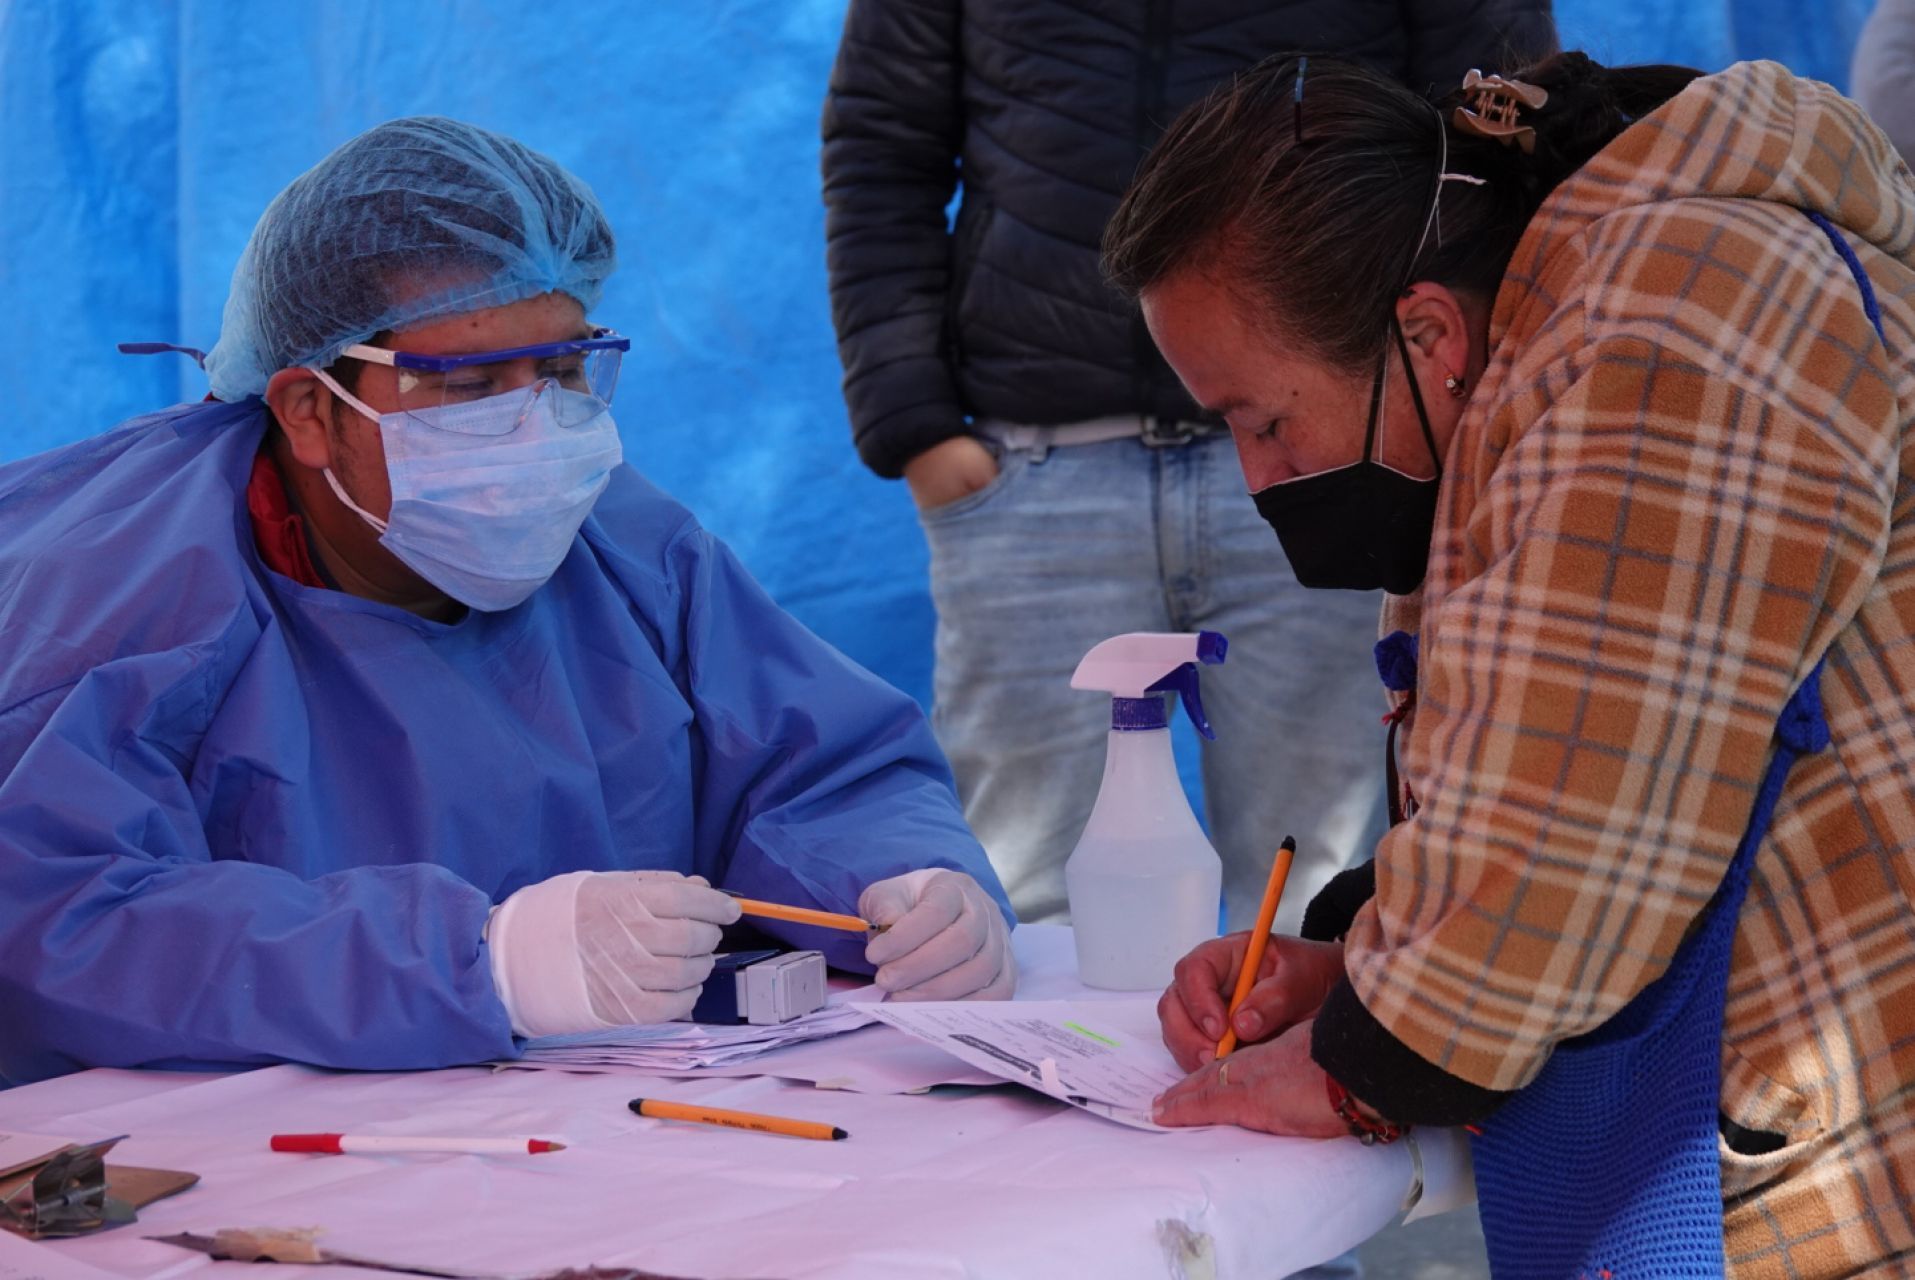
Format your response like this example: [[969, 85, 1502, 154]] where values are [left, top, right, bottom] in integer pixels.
[[1151, 934, 1348, 1135], [1151, 836, 1387, 1136], [1157, 932, 1346, 1071]]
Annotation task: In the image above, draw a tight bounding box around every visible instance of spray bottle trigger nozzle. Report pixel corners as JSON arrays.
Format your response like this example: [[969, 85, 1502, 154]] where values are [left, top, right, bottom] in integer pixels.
[[1147, 664, 1215, 740]]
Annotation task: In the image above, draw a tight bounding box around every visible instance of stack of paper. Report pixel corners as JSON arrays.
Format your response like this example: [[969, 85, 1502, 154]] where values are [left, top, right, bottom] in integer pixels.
[[513, 1001, 876, 1072]]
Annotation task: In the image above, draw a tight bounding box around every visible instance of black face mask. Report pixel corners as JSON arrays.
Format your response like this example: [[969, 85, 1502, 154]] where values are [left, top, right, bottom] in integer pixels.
[[1253, 320, 1443, 595]]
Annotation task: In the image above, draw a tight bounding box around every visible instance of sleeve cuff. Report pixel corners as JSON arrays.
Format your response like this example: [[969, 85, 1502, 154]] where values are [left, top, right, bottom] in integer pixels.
[[487, 871, 604, 1040], [1300, 860, 1377, 942], [1311, 977, 1513, 1128], [856, 412, 972, 479]]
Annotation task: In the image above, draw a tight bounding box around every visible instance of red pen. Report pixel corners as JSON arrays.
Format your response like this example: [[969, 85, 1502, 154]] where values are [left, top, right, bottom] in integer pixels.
[[270, 1133, 565, 1156]]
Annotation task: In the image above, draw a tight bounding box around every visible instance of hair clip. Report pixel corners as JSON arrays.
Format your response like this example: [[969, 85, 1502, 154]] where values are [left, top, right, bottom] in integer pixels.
[[1451, 69, 1549, 153]]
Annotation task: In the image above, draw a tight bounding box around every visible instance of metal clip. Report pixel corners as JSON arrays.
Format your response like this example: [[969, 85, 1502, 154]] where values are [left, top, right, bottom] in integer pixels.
[[0, 1137, 131, 1239], [1451, 70, 1550, 153]]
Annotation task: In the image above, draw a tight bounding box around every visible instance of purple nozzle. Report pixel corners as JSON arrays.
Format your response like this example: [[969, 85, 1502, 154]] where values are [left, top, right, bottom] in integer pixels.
[[1146, 664, 1216, 740], [1141, 631, 1225, 739]]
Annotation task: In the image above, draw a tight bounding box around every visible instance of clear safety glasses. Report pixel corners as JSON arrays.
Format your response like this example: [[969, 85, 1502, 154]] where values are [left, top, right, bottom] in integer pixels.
[[337, 328, 630, 430]]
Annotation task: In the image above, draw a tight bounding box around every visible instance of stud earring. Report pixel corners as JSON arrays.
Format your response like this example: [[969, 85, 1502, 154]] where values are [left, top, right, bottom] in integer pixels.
[[1444, 372, 1468, 399]]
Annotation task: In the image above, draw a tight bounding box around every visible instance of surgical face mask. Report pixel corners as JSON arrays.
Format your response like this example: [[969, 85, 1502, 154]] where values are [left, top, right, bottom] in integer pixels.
[[309, 369, 624, 612], [1251, 321, 1443, 595]]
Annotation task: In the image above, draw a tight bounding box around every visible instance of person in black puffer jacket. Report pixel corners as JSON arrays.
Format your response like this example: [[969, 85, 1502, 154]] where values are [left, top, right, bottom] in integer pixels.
[[820, 1, 1556, 975]]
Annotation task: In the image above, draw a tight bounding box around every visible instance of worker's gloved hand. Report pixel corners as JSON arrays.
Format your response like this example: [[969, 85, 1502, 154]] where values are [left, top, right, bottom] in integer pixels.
[[860, 869, 1015, 1001], [487, 869, 741, 1037]]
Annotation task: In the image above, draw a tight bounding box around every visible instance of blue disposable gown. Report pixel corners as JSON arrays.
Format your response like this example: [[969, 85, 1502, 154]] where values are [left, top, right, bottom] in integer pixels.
[[0, 400, 1010, 1085]]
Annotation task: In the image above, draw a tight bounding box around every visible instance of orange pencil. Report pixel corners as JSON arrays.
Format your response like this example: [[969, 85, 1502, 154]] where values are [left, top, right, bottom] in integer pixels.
[[725, 894, 873, 934], [629, 1098, 848, 1141], [1216, 835, 1296, 1058]]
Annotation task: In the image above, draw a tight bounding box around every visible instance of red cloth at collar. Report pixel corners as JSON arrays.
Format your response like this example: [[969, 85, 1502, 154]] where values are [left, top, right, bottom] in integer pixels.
[[246, 448, 327, 589]]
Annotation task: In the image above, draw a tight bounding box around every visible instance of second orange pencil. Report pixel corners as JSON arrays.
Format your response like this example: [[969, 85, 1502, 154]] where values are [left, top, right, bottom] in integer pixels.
[[725, 894, 872, 934], [629, 1097, 848, 1141]]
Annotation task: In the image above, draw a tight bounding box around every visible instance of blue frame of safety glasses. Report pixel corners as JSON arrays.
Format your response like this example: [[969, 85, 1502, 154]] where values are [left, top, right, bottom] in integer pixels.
[[343, 328, 630, 373]]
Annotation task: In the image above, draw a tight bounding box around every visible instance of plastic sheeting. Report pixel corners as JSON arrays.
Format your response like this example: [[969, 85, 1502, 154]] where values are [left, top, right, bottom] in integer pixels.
[[0, 0, 1878, 706]]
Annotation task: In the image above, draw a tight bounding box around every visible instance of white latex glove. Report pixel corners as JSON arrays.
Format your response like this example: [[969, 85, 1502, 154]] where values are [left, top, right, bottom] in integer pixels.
[[860, 869, 1015, 1001], [487, 869, 741, 1037]]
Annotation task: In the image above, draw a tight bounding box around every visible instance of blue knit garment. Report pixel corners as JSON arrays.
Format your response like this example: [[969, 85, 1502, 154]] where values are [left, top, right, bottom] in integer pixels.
[[1471, 659, 1826, 1276]]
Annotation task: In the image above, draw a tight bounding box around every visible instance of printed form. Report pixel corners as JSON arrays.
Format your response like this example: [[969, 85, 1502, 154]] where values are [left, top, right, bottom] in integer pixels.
[[865, 998, 1192, 1131]]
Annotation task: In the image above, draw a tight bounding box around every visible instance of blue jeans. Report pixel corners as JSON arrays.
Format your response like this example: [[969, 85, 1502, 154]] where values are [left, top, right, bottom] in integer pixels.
[[921, 432, 1388, 935]]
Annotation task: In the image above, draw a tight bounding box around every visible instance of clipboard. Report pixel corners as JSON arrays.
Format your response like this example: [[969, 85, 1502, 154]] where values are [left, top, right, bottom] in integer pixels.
[[0, 1135, 198, 1240]]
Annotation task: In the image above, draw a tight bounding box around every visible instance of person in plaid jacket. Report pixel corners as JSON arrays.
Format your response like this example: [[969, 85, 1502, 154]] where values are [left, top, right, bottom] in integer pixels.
[[1110, 51, 1915, 1276]]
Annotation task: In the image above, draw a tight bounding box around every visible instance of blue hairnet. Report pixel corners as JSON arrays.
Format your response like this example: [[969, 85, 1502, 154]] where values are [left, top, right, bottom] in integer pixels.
[[203, 116, 617, 401]]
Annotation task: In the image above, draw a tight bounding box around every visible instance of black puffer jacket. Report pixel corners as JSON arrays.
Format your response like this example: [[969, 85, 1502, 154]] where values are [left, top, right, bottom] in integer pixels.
[[822, 0, 1557, 478]]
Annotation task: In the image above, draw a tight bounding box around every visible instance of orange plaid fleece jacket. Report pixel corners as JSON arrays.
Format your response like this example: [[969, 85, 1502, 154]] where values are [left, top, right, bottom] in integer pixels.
[[1334, 61, 1915, 1277]]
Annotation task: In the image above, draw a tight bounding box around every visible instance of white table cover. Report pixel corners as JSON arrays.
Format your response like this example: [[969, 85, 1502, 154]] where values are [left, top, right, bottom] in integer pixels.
[[0, 926, 1472, 1279]]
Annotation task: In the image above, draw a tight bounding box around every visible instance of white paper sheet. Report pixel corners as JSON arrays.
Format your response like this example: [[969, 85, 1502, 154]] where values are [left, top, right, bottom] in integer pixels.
[[864, 998, 1187, 1130]]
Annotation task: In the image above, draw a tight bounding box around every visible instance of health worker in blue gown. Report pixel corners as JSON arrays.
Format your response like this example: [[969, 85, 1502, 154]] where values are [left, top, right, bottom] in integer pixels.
[[0, 117, 1016, 1087]]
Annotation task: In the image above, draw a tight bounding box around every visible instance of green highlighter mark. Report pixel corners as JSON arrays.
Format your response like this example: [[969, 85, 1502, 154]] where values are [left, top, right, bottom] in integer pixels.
[[1065, 1021, 1119, 1047]]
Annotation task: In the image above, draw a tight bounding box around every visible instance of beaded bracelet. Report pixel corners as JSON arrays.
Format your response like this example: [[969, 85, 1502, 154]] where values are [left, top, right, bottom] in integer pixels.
[[1326, 1075, 1409, 1146]]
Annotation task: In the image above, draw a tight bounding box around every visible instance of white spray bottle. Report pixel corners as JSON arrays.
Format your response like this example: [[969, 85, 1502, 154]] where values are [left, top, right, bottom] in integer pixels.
[[1064, 631, 1227, 990]]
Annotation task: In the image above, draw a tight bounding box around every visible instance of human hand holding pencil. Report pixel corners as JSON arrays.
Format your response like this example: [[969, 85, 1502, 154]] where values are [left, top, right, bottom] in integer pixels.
[[1152, 835, 1353, 1136], [1156, 838, 1346, 1072], [727, 871, 1015, 1001]]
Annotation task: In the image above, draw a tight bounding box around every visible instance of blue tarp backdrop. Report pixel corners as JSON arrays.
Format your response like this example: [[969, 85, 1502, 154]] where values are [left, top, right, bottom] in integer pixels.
[[0, 0, 1877, 711]]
